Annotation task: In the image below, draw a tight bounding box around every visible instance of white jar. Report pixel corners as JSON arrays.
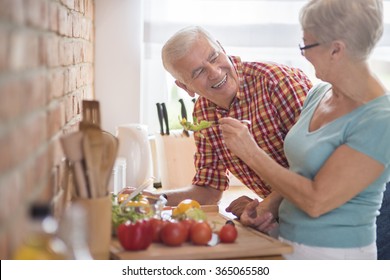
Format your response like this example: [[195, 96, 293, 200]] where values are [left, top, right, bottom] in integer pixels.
[[109, 157, 127, 194]]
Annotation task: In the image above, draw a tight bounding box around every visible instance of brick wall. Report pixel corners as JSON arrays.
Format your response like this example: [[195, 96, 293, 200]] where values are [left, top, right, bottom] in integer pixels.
[[0, 0, 95, 259]]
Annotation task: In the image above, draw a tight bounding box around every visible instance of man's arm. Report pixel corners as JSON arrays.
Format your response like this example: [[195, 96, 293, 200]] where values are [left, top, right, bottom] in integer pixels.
[[154, 184, 223, 206], [226, 190, 283, 219], [240, 191, 283, 233]]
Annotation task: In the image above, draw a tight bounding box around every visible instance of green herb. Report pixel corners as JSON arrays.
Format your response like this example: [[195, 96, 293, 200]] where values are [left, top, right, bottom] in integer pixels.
[[179, 116, 213, 132]]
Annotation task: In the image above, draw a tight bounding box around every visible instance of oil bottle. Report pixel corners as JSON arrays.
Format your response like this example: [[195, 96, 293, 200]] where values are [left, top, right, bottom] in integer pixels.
[[12, 203, 67, 260]]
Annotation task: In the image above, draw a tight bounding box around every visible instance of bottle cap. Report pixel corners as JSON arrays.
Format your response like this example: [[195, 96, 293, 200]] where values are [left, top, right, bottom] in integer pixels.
[[30, 203, 51, 219]]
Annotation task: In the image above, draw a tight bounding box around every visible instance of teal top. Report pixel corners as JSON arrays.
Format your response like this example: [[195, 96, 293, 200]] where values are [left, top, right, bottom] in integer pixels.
[[280, 82, 390, 248]]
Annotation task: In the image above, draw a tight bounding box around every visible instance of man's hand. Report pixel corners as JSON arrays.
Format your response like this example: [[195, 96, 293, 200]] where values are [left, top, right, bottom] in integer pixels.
[[225, 195, 254, 218], [240, 199, 278, 234]]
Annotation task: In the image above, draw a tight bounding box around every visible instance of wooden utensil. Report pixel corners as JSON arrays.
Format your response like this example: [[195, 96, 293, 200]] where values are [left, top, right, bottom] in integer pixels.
[[83, 128, 103, 198], [79, 99, 104, 198], [99, 131, 119, 196], [79, 100, 101, 131], [60, 131, 89, 198]]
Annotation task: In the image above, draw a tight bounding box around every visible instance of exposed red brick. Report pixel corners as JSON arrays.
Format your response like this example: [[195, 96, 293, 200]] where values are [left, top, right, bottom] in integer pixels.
[[59, 39, 74, 66], [0, 77, 24, 122], [49, 2, 59, 33], [0, 0, 25, 25], [47, 103, 63, 138], [72, 12, 81, 38], [0, 231, 9, 259], [0, 133, 14, 174], [0, 0, 95, 259], [58, 6, 69, 37], [61, 0, 75, 11], [25, 0, 49, 30], [47, 69, 65, 99], [0, 26, 9, 72]]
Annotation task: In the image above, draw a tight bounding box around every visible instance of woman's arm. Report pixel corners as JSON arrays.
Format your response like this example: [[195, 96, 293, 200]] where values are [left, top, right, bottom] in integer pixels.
[[220, 117, 384, 217]]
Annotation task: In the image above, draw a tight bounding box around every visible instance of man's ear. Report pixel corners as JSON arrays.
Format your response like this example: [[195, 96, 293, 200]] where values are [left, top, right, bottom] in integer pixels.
[[175, 80, 196, 97]]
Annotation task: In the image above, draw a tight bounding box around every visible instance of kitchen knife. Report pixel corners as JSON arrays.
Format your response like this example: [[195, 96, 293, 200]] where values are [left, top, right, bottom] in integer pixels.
[[120, 177, 154, 210], [179, 99, 189, 137], [156, 103, 164, 135], [161, 103, 170, 135], [178, 99, 187, 120]]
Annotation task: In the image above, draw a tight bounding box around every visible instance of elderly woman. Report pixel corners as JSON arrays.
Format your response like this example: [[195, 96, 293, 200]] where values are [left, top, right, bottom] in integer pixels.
[[220, 0, 390, 259]]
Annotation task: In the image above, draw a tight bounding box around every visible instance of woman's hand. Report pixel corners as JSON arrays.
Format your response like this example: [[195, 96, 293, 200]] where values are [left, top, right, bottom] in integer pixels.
[[219, 117, 257, 160], [240, 199, 278, 234]]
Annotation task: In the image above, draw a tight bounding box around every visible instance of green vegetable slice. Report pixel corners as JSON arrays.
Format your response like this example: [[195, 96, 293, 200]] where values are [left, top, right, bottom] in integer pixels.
[[179, 116, 213, 131]]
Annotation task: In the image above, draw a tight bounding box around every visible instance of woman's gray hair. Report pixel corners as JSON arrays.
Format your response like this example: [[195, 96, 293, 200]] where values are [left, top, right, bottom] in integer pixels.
[[300, 0, 383, 60], [161, 26, 221, 81]]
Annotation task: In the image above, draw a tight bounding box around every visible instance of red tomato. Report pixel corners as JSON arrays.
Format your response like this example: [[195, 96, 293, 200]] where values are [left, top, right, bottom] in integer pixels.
[[180, 219, 195, 241], [149, 218, 167, 243], [160, 221, 187, 246], [117, 219, 153, 251], [219, 224, 238, 243], [190, 221, 212, 245]]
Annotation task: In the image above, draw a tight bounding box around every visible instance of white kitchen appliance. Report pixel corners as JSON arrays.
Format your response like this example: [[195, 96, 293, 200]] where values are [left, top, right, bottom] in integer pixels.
[[115, 124, 153, 189]]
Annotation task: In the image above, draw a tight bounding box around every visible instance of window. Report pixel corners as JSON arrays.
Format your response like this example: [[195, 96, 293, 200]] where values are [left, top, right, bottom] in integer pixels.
[[142, 0, 390, 133]]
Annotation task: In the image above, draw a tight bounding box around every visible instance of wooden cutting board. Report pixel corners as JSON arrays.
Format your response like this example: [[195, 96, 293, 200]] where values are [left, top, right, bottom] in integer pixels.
[[109, 205, 292, 260]]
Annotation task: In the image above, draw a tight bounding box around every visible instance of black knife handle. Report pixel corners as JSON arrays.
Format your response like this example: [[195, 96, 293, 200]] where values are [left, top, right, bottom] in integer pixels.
[[161, 103, 170, 135], [178, 99, 187, 120], [156, 103, 164, 135]]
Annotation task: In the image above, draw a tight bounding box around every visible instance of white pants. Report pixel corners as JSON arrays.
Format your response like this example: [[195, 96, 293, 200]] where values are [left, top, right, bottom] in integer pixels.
[[279, 237, 377, 260]]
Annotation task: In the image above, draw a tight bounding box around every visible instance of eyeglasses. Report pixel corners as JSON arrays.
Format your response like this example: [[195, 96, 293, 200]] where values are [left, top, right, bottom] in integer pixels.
[[299, 42, 320, 56]]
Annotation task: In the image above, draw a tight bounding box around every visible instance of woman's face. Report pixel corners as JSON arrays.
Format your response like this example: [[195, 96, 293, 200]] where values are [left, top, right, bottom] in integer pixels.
[[302, 32, 332, 81], [173, 36, 239, 109]]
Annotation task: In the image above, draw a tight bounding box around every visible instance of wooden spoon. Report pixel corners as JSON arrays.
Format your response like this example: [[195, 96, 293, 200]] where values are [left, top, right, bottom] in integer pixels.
[[99, 131, 119, 196], [79, 100, 101, 131], [80, 99, 104, 198], [60, 131, 89, 198], [83, 128, 103, 198]]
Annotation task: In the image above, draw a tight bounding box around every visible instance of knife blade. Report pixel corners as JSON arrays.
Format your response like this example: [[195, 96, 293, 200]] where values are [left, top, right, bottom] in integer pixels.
[[179, 99, 189, 137], [120, 177, 154, 210], [156, 103, 164, 135], [178, 99, 187, 120], [161, 103, 170, 135]]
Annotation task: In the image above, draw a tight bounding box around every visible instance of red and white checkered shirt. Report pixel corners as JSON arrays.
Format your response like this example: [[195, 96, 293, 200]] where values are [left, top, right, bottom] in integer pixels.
[[192, 56, 312, 198]]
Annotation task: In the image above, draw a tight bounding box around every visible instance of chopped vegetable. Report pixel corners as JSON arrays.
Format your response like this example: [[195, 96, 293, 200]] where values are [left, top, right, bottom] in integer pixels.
[[171, 199, 207, 221], [111, 193, 153, 233], [185, 208, 207, 221], [179, 116, 213, 132]]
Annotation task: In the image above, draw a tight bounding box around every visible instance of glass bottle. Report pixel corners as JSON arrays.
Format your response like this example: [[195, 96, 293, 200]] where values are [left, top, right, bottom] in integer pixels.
[[12, 203, 67, 260], [57, 204, 93, 260]]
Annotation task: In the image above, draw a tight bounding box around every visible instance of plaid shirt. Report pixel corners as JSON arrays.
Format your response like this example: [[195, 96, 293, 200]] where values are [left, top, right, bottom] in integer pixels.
[[192, 56, 312, 198]]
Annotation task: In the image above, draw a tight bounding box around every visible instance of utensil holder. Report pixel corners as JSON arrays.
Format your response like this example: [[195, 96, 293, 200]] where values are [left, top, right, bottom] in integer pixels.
[[154, 130, 196, 189], [73, 195, 112, 260]]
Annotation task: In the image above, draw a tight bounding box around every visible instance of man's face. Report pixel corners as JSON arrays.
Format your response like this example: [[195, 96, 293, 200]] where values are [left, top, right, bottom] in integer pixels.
[[173, 36, 239, 109]]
